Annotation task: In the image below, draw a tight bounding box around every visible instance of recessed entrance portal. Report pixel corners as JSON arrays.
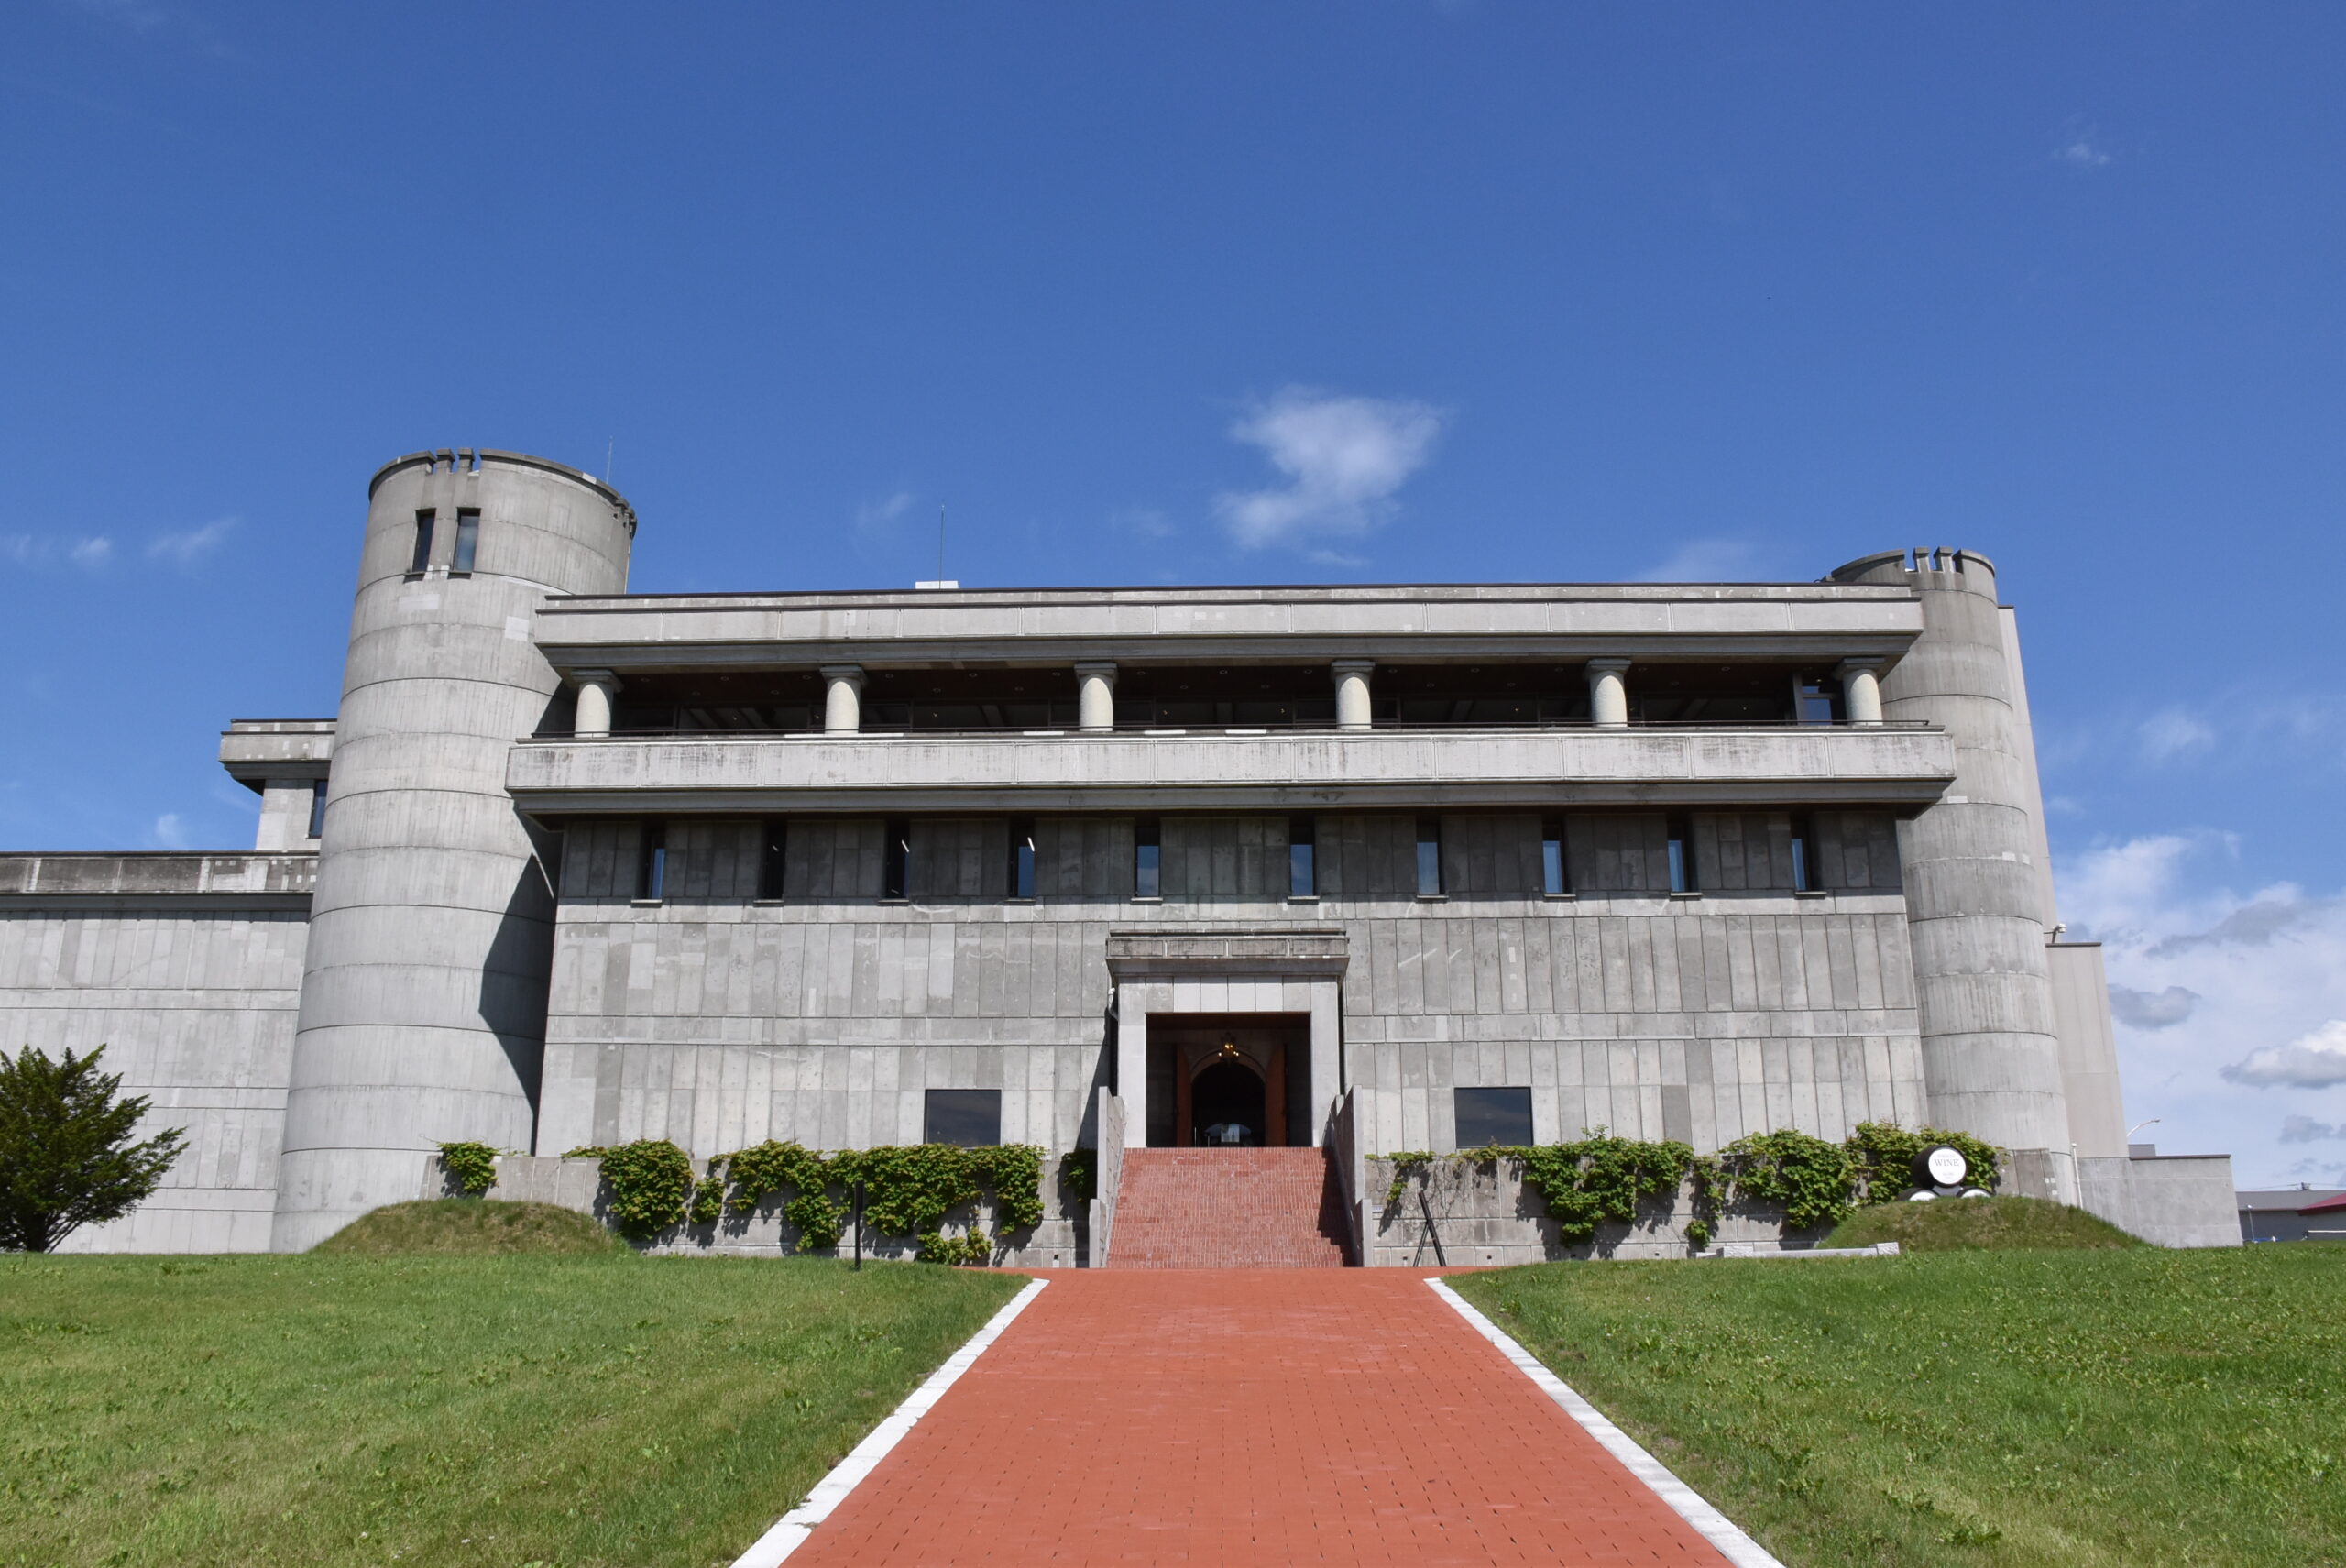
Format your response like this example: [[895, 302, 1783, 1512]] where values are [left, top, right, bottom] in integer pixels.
[[1190, 1059, 1266, 1146], [1145, 1012, 1309, 1147]]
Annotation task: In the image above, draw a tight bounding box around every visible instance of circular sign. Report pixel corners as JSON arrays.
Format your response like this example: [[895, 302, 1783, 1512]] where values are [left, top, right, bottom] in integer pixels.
[[1913, 1144, 1969, 1189]]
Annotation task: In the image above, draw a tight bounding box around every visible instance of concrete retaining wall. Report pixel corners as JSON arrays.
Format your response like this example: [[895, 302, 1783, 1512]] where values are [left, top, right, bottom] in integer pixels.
[[2077, 1154, 2241, 1249]]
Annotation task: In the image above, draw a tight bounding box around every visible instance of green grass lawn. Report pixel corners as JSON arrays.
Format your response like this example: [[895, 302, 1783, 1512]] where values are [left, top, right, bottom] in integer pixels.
[[0, 1252, 1021, 1568], [1453, 1245, 2345, 1566]]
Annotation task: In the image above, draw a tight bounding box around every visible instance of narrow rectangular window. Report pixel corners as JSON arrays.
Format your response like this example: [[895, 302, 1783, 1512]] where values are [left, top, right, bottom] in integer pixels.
[[1794, 678, 1837, 725], [1288, 814, 1316, 898], [637, 819, 667, 901], [1134, 817, 1161, 898], [925, 1089, 1003, 1147], [882, 817, 911, 900], [307, 780, 327, 840], [1416, 815, 1443, 897], [1008, 817, 1036, 900], [1540, 815, 1568, 896], [1454, 1086, 1534, 1148], [1790, 812, 1814, 893], [758, 818, 788, 900], [452, 508, 479, 573], [409, 510, 435, 574], [1666, 813, 1696, 894]]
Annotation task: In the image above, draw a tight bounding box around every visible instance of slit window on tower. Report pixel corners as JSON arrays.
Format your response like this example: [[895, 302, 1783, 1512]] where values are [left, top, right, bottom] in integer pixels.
[[1288, 815, 1316, 898], [758, 818, 788, 900], [1008, 817, 1036, 900], [1666, 814, 1696, 894], [1134, 817, 1161, 898], [1415, 815, 1443, 897], [637, 820, 667, 901], [882, 817, 911, 900], [409, 510, 435, 574], [307, 781, 327, 840], [1790, 812, 1815, 893], [452, 509, 480, 574], [1540, 815, 1569, 896]]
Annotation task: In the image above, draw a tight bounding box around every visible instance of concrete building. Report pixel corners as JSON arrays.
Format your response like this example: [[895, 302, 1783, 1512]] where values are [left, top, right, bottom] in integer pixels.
[[0, 448, 2236, 1255]]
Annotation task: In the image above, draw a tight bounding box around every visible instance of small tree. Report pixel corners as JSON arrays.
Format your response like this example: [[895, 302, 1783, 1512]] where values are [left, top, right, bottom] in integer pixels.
[[0, 1046, 185, 1253]]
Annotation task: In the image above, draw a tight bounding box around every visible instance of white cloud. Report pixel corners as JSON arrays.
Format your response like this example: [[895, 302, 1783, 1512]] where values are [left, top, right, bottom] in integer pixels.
[[2136, 707, 2214, 763], [1635, 539, 1760, 583], [2224, 1020, 2346, 1090], [147, 517, 234, 566], [1212, 387, 1444, 553], [1111, 507, 1176, 541], [2110, 984, 2198, 1030], [2057, 833, 2346, 1184], [3, 533, 115, 569], [2055, 137, 2110, 170], [854, 490, 915, 532], [150, 813, 190, 850], [2281, 1115, 2345, 1144]]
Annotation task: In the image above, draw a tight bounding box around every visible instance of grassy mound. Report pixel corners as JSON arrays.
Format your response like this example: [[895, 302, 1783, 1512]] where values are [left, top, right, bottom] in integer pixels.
[[315, 1198, 630, 1255], [1825, 1193, 2141, 1252]]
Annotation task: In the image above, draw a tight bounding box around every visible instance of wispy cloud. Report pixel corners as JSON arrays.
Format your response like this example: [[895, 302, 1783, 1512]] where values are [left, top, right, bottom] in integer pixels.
[[2149, 894, 2337, 958], [2225, 1020, 2346, 1090], [2110, 984, 2198, 1030], [2281, 1115, 2346, 1144], [1213, 387, 1444, 553], [1635, 539, 1760, 583], [2137, 707, 2214, 764], [149, 812, 190, 850], [147, 516, 233, 566], [3, 532, 115, 570], [1111, 507, 1176, 541], [854, 490, 915, 534], [2055, 118, 2112, 170]]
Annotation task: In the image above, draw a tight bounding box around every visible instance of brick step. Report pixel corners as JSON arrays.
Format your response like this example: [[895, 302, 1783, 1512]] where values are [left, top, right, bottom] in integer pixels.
[[1108, 1148, 1353, 1268]]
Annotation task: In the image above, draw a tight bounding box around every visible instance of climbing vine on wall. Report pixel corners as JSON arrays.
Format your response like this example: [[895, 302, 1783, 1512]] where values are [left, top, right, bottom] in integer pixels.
[[435, 1141, 500, 1198], [561, 1138, 1047, 1262], [1382, 1121, 2003, 1252]]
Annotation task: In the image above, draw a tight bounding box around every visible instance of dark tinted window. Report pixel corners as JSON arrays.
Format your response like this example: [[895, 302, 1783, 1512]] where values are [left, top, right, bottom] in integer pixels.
[[882, 817, 910, 899], [1288, 815, 1315, 897], [637, 820, 666, 901], [452, 509, 480, 573], [1009, 817, 1036, 899], [1666, 813, 1695, 894], [409, 510, 435, 573], [925, 1089, 1002, 1147], [1454, 1086, 1533, 1148], [1135, 817, 1161, 898], [759, 819, 788, 899], [307, 781, 327, 840], [1540, 815, 1568, 896], [1415, 815, 1443, 897]]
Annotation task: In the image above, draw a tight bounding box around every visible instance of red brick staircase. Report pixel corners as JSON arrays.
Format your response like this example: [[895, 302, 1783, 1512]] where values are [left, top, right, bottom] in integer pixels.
[[1108, 1148, 1354, 1267]]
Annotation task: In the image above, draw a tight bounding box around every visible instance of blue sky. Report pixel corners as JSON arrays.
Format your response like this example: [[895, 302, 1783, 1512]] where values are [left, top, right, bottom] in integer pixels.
[[5, 2, 2343, 1182]]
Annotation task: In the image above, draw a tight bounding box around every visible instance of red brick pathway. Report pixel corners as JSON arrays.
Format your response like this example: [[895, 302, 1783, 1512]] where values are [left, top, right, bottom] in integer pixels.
[[787, 1270, 1735, 1565]]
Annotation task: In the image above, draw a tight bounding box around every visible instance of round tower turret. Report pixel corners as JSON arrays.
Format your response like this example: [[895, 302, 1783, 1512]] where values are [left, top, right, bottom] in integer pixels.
[[1829, 547, 2073, 1199], [270, 450, 635, 1251]]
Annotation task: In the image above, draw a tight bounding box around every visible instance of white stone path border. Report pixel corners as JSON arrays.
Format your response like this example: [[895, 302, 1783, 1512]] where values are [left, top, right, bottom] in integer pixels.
[[730, 1277, 1050, 1567], [1427, 1278, 1787, 1568]]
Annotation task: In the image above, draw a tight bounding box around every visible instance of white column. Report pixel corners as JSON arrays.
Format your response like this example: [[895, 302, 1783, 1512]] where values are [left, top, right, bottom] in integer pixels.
[[820, 664, 865, 734], [1585, 658, 1631, 729], [1118, 992, 1149, 1149], [1332, 659, 1376, 731], [1837, 658, 1885, 726], [572, 669, 619, 738], [1075, 662, 1118, 733]]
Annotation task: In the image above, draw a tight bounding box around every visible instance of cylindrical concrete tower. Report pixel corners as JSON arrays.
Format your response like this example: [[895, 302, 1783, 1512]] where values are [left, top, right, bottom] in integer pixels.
[[1829, 548, 2073, 1200], [271, 450, 635, 1250]]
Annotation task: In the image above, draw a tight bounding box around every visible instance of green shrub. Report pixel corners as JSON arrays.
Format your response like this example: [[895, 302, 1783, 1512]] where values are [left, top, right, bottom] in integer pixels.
[[435, 1141, 500, 1197]]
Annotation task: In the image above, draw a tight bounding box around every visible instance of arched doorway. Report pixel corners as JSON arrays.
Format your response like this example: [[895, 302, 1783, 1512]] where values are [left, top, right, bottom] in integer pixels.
[[1189, 1059, 1266, 1146]]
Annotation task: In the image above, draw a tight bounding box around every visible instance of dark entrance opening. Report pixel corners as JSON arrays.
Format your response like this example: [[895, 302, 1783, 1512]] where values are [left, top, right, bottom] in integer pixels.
[[1190, 1059, 1266, 1146]]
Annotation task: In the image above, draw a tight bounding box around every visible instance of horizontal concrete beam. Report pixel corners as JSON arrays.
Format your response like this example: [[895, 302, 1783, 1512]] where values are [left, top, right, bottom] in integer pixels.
[[505, 726, 1957, 815], [0, 852, 318, 901], [219, 719, 336, 788], [531, 583, 1924, 673]]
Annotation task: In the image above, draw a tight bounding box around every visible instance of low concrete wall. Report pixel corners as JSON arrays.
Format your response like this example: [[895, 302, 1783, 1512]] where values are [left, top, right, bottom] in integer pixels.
[[1363, 1156, 1833, 1266], [2077, 1154, 2241, 1249], [445, 1153, 1087, 1267], [1088, 1090, 1125, 1267]]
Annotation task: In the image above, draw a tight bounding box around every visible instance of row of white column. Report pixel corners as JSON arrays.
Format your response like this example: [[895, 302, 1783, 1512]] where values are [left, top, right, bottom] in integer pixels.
[[567, 656, 1887, 738]]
